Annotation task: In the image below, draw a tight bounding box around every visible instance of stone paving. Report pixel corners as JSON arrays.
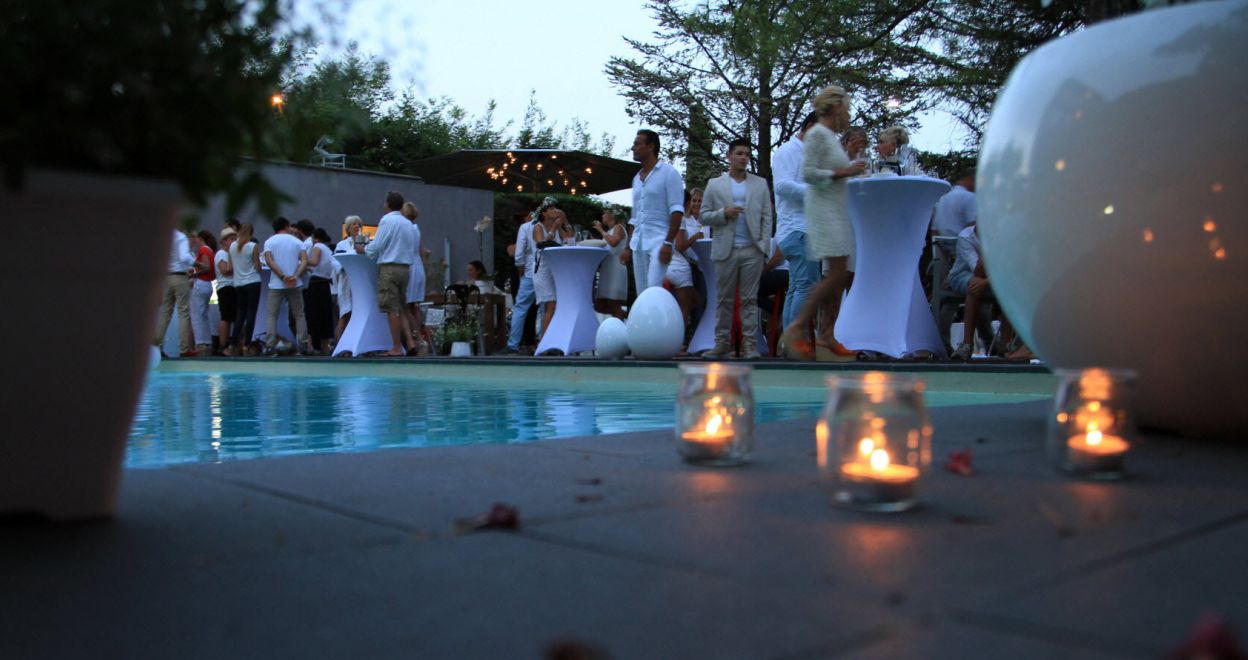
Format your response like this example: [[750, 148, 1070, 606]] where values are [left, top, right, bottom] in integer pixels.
[[2, 374, 1245, 659]]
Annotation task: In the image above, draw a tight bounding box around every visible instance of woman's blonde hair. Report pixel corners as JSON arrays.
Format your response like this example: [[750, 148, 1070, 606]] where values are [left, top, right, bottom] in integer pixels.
[[812, 85, 849, 117], [401, 202, 419, 221], [879, 125, 910, 146]]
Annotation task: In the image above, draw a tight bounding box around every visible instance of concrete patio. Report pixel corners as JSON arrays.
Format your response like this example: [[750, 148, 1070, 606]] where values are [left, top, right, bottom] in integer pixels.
[[2, 387, 1245, 658]]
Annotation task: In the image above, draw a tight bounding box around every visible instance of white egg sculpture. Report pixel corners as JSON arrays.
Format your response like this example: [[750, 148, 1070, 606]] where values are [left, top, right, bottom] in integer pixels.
[[148, 345, 162, 371], [626, 287, 685, 360], [977, 1, 1247, 436], [595, 317, 630, 359]]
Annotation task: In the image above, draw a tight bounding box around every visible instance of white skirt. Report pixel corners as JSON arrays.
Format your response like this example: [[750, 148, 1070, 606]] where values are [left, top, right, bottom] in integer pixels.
[[406, 261, 426, 303]]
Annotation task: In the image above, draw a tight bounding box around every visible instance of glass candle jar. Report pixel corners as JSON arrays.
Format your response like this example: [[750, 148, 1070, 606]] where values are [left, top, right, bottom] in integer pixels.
[[818, 372, 932, 512], [1048, 368, 1136, 479], [675, 363, 753, 466]]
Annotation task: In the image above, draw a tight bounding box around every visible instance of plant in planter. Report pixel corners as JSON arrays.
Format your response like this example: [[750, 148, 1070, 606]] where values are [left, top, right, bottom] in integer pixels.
[[436, 316, 481, 356], [0, 0, 318, 519]]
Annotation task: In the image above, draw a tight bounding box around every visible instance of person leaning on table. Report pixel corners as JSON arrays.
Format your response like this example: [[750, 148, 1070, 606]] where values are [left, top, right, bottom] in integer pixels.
[[356, 191, 417, 357]]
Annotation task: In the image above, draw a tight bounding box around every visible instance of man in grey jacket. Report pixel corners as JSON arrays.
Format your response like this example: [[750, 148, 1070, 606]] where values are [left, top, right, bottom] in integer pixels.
[[697, 139, 774, 360]]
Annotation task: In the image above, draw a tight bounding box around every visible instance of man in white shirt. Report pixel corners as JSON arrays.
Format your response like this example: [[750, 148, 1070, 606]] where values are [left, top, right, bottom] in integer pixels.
[[629, 129, 686, 293], [772, 112, 820, 329], [931, 168, 977, 240], [155, 228, 195, 356], [698, 139, 773, 360], [357, 191, 416, 356], [500, 212, 537, 355], [262, 217, 310, 355]]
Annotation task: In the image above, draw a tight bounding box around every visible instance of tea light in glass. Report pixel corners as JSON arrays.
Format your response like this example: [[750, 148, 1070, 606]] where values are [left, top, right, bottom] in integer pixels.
[[676, 363, 753, 466], [1048, 368, 1136, 479], [818, 372, 932, 512]]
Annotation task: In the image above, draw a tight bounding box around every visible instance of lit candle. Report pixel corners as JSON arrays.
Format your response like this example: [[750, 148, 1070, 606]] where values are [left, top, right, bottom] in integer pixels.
[[837, 447, 919, 508], [680, 409, 735, 461], [1066, 425, 1128, 475]]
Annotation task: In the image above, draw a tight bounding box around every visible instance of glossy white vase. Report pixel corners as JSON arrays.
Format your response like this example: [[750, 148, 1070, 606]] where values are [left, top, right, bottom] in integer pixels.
[[595, 317, 630, 359], [978, 1, 1248, 436], [0, 170, 182, 518], [626, 287, 684, 360]]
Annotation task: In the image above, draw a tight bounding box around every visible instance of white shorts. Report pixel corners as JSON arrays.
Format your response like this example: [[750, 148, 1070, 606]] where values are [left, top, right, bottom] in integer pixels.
[[665, 256, 693, 289]]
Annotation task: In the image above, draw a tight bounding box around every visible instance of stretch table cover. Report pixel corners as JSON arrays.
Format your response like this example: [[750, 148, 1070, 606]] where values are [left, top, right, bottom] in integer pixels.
[[687, 239, 716, 354], [835, 176, 950, 358], [535, 246, 609, 356], [334, 254, 395, 357]]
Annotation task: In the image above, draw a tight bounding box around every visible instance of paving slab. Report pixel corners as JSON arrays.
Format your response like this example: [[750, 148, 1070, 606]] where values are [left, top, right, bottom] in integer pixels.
[[842, 619, 1138, 660], [1, 513, 898, 660]]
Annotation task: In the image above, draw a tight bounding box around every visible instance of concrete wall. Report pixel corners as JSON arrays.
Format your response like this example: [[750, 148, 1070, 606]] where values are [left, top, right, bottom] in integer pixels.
[[197, 162, 494, 289]]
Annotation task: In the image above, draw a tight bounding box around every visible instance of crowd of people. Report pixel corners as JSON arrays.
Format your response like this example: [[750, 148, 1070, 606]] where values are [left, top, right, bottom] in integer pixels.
[[157, 83, 1026, 362]]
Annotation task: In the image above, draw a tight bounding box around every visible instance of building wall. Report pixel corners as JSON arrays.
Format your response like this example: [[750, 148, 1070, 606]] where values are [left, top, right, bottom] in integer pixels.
[[198, 162, 494, 290]]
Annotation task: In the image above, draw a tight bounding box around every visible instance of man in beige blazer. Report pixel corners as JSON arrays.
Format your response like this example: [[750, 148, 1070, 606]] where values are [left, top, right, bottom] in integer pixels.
[[698, 138, 774, 359]]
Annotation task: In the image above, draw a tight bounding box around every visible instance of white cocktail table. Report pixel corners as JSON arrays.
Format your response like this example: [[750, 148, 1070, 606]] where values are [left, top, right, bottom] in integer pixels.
[[535, 246, 609, 356], [835, 176, 951, 358], [334, 254, 396, 357], [687, 238, 716, 354]]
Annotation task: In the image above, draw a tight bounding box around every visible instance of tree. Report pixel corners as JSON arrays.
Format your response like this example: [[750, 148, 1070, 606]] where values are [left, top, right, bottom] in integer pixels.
[[606, 0, 937, 186]]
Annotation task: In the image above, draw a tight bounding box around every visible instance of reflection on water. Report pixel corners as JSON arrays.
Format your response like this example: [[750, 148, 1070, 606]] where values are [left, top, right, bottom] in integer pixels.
[[126, 373, 826, 468]]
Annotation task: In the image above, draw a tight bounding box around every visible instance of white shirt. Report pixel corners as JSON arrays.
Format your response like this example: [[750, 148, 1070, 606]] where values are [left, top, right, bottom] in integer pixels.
[[214, 249, 233, 287], [731, 178, 751, 248], [309, 243, 336, 280], [263, 232, 305, 289], [408, 221, 423, 265], [365, 211, 416, 265], [335, 237, 354, 254], [630, 161, 685, 252], [932, 184, 976, 237], [515, 220, 537, 276], [948, 225, 980, 293], [298, 237, 314, 288], [770, 237, 789, 271], [230, 241, 260, 286], [772, 135, 807, 243], [680, 214, 703, 265], [167, 230, 194, 273]]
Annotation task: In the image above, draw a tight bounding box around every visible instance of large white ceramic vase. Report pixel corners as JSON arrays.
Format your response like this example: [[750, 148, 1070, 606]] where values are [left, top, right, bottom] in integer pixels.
[[0, 171, 181, 518], [978, 1, 1247, 436]]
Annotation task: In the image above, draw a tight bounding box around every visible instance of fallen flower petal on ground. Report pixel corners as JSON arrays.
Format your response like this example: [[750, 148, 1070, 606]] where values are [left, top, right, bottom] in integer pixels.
[[454, 502, 521, 534], [946, 449, 974, 476]]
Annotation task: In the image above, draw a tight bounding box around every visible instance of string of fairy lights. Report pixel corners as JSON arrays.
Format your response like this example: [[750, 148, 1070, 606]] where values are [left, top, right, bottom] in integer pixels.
[[486, 152, 593, 195]]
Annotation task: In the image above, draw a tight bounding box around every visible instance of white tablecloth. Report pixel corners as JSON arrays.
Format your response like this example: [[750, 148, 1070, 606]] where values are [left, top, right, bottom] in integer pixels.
[[835, 176, 951, 358], [334, 254, 396, 357], [535, 246, 609, 356], [687, 239, 716, 354]]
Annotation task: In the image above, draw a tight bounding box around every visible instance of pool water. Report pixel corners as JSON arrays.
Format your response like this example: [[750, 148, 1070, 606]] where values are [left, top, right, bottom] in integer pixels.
[[127, 372, 1043, 468]]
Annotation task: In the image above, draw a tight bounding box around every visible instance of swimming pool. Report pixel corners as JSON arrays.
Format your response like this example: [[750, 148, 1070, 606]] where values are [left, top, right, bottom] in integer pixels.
[[128, 363, 1052, 468]]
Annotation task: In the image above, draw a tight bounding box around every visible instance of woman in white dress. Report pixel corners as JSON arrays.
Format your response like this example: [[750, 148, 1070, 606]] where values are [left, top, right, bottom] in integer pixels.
[[592, 207, 628, 320], [779, 85, 867, 361], [401, 202, 428, 353], [532, 200, 573, 349], [332, 215, 362, 347]]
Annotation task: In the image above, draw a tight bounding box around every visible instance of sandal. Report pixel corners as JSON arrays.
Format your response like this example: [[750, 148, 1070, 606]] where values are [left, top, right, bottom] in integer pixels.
[[778, 328, 815, 361], [816, 341, 859, 363]]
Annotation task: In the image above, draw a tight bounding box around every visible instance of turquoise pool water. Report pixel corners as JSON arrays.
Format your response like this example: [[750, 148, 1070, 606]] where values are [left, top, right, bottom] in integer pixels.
[[127, 371, 1044, 468]]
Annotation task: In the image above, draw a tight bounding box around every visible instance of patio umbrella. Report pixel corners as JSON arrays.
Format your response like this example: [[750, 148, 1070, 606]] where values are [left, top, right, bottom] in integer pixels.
[[403, 149, 640, 196]]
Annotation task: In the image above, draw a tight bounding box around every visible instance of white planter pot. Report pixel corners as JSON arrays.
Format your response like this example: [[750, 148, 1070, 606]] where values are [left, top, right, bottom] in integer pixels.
[[978, 1, 1248, 436], [449, 341, 473, 357], [0, 170, 182, 518]]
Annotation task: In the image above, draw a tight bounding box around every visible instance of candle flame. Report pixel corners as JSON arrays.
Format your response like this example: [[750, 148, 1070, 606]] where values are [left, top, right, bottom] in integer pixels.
[[869, 449, 890, 472], [1087, 429, 1103, 446], [705, 414, 722, 434], [858, 438, 875, 456]]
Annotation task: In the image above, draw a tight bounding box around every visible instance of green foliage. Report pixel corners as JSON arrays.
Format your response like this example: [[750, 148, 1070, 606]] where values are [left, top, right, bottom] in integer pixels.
[[2, 0, 314, 215], [607, 0, 936, 183]]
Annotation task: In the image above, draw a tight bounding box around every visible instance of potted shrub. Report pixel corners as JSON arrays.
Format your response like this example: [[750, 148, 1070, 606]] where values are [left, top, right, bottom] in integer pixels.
[[438, 317, 480, 357], [0, 0, 312, 519]]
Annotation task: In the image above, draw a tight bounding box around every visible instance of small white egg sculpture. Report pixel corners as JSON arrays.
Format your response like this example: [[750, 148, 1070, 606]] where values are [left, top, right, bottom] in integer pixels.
[[595, 317, 630, 359], [626, 287, 684, 360]]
